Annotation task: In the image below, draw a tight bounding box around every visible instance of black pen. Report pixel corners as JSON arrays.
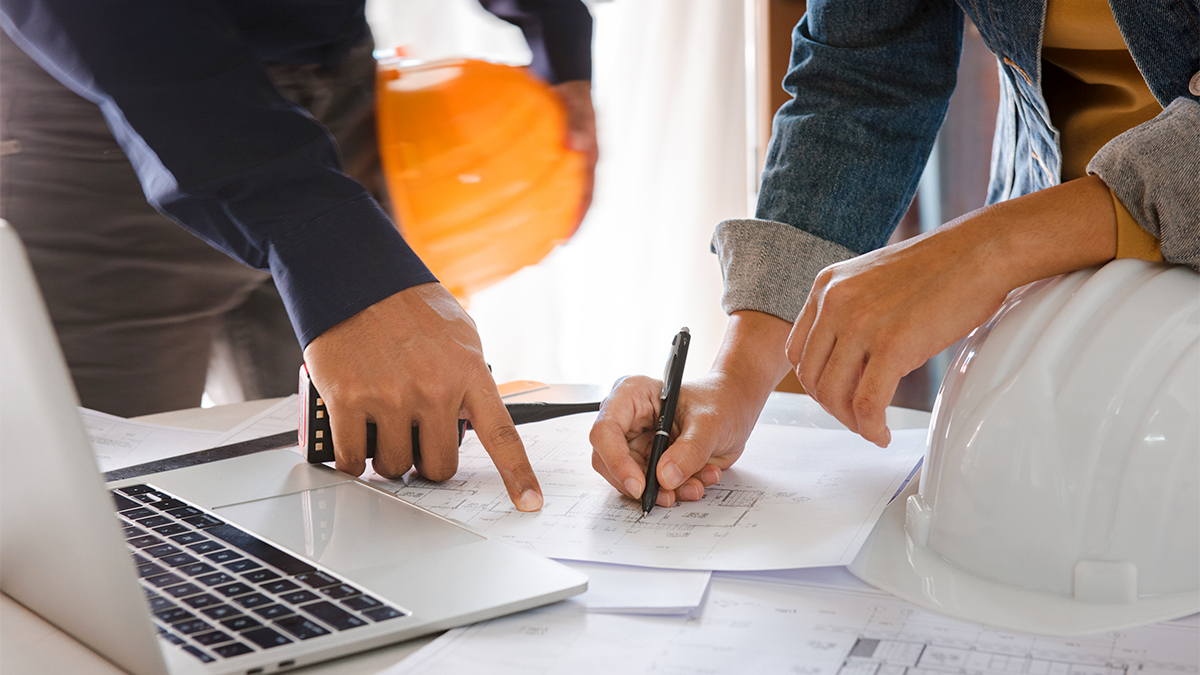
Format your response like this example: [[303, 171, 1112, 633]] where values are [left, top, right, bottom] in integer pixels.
[[642, 327, 691, 516]]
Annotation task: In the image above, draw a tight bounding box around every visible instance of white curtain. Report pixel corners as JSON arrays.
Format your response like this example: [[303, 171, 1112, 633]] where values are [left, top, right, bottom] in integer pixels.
[[365, 0, 751, 388]]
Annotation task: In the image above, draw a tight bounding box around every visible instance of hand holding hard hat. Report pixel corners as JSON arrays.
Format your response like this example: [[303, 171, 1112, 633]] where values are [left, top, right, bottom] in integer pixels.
[[376, 54, 593, 300], [307, 53, 596, 514], [786, 174, 1122, 448], [792, 174, 1198, 632], [851, 258, 1199, 634]]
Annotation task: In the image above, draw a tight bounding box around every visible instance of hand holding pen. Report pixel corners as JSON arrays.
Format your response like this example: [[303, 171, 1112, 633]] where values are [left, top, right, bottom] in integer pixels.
[[591, 314, 788, 510], [641, 328, 691, 516]]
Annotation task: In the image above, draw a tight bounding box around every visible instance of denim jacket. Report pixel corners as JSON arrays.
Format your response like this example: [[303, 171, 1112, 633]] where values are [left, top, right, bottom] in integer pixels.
[[714, 0, 1200, 323]]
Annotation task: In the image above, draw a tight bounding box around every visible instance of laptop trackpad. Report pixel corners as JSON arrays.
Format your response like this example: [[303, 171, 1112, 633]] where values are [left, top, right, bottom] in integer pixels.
[[213, 482, 483, 573]]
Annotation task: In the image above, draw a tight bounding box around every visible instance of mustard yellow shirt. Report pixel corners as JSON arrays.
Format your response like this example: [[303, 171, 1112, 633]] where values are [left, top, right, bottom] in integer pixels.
[[1042, 0, 1163, 262]]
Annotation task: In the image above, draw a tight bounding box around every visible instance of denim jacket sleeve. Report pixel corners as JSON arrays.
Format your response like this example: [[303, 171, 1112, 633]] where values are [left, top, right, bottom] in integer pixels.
[[1087, 97, 1200, 271], [713, 0, 964, 323]]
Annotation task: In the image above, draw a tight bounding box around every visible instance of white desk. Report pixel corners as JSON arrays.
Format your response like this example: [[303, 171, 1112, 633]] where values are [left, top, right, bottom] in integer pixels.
[[0, 388, 930, 674]]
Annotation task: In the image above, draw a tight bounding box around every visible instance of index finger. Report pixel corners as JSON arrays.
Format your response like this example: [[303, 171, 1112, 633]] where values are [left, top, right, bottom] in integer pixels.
[[588, 377, 661, 499], [463, 384, 542, 512]]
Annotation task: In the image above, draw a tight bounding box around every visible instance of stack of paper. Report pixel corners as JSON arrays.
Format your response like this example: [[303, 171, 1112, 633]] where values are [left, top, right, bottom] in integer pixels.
[[556, 561, 711, 615], [384, 571, 1199, 675], [365, 414, 1196, 673], [354, 413, 926, 620]]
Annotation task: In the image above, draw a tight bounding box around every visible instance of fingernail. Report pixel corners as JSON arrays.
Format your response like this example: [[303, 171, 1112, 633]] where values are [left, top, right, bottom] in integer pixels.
[[518, 489, 543, 512], [878, 428, 892, 448], [680, 483, 702, 501], [661, 461, 683, 489], [623, 477, 643, 498]]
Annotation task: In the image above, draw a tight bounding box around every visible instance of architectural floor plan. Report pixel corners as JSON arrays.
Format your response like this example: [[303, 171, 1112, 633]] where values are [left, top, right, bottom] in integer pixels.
[[388, 575, 1198, 675], [366, 414, 925, 569]]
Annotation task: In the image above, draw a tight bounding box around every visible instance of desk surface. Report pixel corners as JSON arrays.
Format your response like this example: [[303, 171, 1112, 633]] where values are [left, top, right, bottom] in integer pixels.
[[1, 387, 930, 675]]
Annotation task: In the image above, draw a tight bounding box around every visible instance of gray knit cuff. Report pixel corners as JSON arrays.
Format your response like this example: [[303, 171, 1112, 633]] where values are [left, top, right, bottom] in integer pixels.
[[712, 218, 857, 323], [1087, 97, 1200, 271]]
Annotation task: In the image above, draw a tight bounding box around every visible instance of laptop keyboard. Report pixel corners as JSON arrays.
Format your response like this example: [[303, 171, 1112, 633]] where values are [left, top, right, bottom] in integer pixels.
[[111, 484, 410, 664]]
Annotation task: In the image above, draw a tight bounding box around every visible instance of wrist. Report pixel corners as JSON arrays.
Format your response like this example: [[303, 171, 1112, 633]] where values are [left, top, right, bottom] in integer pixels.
[[709, 311, 794, 405]]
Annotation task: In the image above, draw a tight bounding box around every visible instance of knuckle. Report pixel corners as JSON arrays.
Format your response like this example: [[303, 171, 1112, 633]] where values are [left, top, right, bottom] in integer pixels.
[[328, 390, 368, 414], [587, 423, 608, 447], [422, 463, 457, 482], [486, 422, 523, 448], [812, 379, 840, 406], [785, 340, 802, 365], [591, 451, 606, 474], [335, 458, 366, 477], [797, 370, 818, 394], [416, 380, 455, 407], [372, 459, 410, 480], [616, 374, 654, 393], [842, 308, 871, 334], [851, 393, 880, 420]]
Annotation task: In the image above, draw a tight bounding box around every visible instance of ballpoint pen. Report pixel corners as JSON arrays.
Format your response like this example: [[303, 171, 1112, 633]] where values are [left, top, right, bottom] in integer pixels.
[[642, 327, 691, 516]]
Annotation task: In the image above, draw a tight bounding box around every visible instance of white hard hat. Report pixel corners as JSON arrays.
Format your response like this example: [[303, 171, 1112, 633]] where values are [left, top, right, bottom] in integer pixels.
[[850, 259, 1199, 635]]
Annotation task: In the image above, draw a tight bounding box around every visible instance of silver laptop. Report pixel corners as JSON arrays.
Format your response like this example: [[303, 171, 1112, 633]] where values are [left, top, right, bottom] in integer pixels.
[[0, 219, 586, 675]]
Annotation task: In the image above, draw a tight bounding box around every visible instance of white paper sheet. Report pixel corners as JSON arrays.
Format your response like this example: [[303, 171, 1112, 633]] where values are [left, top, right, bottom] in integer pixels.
[[717, 564, 877, 591], [85, 395, 300, 473], [557, 560, 711, 614], [83, 408, 224, 473], [212, 395, 299, 445], [388, 576, 1199, 675], [364, 414, 925, 570]]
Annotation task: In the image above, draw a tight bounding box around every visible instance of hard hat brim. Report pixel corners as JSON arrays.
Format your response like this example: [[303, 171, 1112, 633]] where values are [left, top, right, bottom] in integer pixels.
[[849, 481, 1200, 636]]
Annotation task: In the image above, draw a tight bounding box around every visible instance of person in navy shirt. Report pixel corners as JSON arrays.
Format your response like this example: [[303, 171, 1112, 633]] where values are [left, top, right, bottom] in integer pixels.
[[0, 0, 595, 512]]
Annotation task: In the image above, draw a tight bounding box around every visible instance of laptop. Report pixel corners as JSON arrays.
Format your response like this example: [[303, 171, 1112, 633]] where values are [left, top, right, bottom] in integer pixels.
[[0, 219, 587, 675]]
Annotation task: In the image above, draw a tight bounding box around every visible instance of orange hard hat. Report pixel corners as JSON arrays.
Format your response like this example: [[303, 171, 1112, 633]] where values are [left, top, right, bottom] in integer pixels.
[[376, 54, 586, 299]]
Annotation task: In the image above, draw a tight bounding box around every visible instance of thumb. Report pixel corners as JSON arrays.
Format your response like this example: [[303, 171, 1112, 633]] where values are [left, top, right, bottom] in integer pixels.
[[656, 434, 717, 492]]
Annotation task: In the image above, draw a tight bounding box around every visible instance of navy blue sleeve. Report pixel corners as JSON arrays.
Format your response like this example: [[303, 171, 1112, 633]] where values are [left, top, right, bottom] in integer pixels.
[[478, 0, 593, 83], [0, 0, 436, 348]]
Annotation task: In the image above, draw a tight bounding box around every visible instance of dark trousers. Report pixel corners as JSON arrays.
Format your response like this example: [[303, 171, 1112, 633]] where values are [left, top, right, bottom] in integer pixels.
[[0, 31, 385, 417]]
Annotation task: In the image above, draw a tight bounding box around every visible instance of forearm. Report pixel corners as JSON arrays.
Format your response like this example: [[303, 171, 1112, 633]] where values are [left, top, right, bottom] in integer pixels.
[[710, 311, 795, 407], [1, 0, 436, 347], [965, 174, 1117, 291]]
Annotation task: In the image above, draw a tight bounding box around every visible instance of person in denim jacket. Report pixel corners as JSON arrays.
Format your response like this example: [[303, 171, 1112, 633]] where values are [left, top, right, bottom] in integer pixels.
[[591, 0, 1200, 508]]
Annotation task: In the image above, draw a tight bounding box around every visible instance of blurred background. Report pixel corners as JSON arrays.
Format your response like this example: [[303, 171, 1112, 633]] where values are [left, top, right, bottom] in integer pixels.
[[365, 0, 997, 410]]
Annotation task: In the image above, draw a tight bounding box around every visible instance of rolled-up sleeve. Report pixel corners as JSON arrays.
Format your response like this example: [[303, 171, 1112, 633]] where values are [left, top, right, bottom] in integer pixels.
[[712, 219, 856, 323], [1088, 97, 1200, 271], [717, 0, 963, 319]]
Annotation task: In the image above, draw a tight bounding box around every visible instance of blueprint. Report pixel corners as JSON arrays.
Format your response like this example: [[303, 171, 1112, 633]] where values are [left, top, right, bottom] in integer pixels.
[[85, 395, 301, 473], [83, 407, 224, 473], [212, 395, 299, 445], [388, 574, 1199, 675], [364, 414, 925, 570]]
